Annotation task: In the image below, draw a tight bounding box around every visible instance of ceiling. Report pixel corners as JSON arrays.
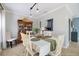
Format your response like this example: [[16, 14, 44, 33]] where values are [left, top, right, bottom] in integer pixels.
[[2, 3, 79, 18], [2, 3, 64, 17]]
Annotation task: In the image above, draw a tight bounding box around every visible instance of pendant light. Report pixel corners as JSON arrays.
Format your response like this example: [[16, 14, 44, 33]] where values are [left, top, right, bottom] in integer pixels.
[[36, 3, 39, 12], [36, 8, 39, 12], [29, 3, 39, 17], [30, 7, 32, 17]]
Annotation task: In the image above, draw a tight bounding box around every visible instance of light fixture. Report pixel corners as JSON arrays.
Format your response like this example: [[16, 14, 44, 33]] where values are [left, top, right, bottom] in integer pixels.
[[36, 3, 39, 13], [36, 8, 39, 12], [30, 10, 32, 16], [29, 3, 39, 17], [30, 3, 37, 10], [30, 7, 32, 17], [29, 3, 37, 17]]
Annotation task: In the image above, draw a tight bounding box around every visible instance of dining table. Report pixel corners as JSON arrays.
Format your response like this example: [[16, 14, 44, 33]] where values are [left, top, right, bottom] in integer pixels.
[[31, 34, 57, 54], [31, 39, 50, 56]]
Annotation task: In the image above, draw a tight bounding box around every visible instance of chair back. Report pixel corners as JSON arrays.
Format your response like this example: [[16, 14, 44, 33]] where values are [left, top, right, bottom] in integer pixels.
[[55, 35, 64, 55], [6, 32, 11, 41], [20, 32, 27, 47], [20, 31, 32, 50]]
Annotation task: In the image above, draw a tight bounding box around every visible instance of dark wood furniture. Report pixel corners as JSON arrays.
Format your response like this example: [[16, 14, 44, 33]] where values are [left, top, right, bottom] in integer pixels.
[[71, 31, 78, 42], [17, 18, 33, 44]]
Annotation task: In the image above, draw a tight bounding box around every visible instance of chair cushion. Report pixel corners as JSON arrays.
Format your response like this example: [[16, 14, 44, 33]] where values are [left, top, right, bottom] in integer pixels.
[[6, 38, 16, 42]]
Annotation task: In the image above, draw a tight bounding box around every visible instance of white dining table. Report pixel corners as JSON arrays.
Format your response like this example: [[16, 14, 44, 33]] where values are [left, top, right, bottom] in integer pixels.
[[31, 40, 50, 56]]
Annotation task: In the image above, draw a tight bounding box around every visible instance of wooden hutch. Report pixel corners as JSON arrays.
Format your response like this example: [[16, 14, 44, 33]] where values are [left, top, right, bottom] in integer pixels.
[[17, 18, 33, 44]]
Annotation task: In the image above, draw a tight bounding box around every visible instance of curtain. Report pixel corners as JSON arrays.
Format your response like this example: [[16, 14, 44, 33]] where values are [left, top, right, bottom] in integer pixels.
[[0, 10, 2, 50], [0, 10, 6, 49]]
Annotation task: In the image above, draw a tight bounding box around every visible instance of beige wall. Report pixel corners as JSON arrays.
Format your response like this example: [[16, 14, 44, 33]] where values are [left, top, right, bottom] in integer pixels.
[[5, 11, 19, 37], [37, 6, 72, 48]]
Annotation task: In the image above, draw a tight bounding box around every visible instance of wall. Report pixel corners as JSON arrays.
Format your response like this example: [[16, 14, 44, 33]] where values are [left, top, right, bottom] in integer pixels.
[[5, 11, 38, 38], [37, 6, 72, 48], [6, 11, 19, 37]]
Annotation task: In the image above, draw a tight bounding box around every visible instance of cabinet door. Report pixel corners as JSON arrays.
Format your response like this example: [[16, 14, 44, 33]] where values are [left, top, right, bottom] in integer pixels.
[[73, 18, 79, 42], [71, 32, 77, 42]]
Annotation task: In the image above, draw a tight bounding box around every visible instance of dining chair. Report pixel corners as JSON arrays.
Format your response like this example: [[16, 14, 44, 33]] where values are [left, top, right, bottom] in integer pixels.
[[6, 32, 17, 48], [49, 35, 64, 56], [20, 32, 38, 56]]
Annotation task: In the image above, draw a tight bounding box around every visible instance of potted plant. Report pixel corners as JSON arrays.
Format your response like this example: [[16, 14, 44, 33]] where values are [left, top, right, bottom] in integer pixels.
[[32, 28, 40, 34]]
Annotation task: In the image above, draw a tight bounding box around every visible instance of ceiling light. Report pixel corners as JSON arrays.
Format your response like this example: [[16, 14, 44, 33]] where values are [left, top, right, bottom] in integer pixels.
[[29, 3, 39, 17], [30, 11, 32, 18], [36, 8, 39, 12]]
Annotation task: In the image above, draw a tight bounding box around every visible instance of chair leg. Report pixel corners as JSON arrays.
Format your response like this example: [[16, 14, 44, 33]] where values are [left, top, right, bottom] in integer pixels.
[[25, 49, 28, 56], [6, 42, 9, 48], [26, 51, 28, 56], [10, 42, 12, 48], [26, 50, 33, 56]]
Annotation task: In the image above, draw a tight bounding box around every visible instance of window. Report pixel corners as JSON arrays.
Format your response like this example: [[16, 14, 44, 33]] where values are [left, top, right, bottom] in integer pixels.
[[47, 19, 53, 31]]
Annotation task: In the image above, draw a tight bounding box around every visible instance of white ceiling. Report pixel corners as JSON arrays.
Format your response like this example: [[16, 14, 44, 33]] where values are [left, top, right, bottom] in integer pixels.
[[2, 3, 79, 18], [2, 3, 65, 17]]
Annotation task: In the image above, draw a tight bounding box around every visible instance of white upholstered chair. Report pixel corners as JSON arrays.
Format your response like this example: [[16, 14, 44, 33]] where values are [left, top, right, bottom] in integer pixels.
[[6, 32, 17, 48], [6, 32, 11, 41], [20, 32, 38, 56], [49, 35, 64, 56]]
